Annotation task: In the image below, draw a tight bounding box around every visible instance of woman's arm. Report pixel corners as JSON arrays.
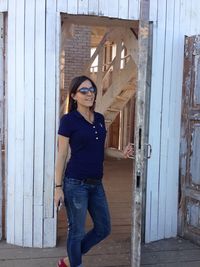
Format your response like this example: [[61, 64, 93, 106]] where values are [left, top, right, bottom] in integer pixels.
[[54, 135, 69, 208], [105, 143, 134, 159]]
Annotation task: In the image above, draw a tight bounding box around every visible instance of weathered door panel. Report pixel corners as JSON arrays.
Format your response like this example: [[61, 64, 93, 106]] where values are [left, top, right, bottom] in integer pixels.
[[179, 35, 200, 245]]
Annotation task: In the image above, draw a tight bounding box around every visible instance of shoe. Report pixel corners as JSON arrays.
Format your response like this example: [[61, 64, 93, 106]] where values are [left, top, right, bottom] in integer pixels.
[[57, 258, 68, 267]]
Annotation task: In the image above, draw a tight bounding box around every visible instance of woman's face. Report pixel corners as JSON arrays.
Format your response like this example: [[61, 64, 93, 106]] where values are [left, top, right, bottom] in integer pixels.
[[72, 80, 96, 109]]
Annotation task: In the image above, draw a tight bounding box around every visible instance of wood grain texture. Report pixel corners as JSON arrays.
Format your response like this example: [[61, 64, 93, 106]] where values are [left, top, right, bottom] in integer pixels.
[[23, 0, 35, 247], [0, 0, 7, 12], [6, 0, 16, 244], [34, 0, 46, 247], [0, 13, 3, 241], [44, 0, 57, 247]]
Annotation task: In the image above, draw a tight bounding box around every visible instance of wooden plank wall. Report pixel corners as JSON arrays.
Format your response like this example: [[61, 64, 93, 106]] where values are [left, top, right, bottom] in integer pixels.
[[57, 0, 140, 20], [0, 13, 3, 240], [6, 0, 57, 247], [146, 0, 200, 242], [5, 0, 140, 248], [0, 0, 7, 12]]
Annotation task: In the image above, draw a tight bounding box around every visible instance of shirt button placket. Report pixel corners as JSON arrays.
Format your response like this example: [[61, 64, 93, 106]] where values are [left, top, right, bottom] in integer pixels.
[[93, 125, 99, 140]]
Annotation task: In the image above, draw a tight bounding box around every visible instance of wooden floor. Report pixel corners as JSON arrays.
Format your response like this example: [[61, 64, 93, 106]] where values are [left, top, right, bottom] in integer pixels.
[[0, 157, 200, 267]]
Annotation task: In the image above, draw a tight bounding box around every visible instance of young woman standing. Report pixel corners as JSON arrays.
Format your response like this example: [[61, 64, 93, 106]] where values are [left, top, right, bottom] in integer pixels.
[[54, 76, 133, 267]]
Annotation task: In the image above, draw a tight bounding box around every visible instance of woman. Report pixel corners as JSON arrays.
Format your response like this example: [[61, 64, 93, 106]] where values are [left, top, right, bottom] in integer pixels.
[[54, 75, 133, 267]]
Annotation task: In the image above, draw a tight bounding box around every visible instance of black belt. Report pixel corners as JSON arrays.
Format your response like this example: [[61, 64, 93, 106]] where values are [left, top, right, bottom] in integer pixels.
[[82, 178, 102, 185]]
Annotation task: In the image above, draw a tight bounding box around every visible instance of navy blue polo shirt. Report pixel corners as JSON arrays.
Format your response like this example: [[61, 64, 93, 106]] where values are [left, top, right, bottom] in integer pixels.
[[58, 110, 107, 180]]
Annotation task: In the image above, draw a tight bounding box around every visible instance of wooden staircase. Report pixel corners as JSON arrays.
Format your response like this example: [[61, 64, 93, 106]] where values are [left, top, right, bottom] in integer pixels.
[[84, 27, 138, 129]]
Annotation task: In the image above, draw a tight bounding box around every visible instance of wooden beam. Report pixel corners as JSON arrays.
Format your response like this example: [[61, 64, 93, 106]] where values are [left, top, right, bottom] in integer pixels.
[[62, 14, 139, 28]]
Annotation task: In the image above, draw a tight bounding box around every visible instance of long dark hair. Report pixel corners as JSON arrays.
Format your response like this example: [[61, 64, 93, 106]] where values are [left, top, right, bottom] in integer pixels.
[[68, 75, 97, 112]]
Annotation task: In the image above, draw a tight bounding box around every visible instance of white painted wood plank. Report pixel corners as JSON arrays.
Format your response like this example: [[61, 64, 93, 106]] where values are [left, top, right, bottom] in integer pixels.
[[98, 0, 109, 17], [166, 0, 182, 238], [0, 0, 8, 12], [34, 205, 43, 248], [107, 1, 118, 18], [88, 0, 98, 15], [149, 0, 158, 22], [0, 13, 4, 240], [189, 0, 200, 34], [14, 0, 25, 246], [0, 13, 3, 241], [129, 0, 140, 20], [6, 0, 16, 244], [43, 0, 56, 247], [54, 12, 61, 243], [166, 0, 185, 236], [57, 0, 68, 13], [44, 218, 56, 247], [158, 0, 175, 239], [145, 0, 167, 242], [34, 0, 46, 247], [3, 13, 7, 241], [78, 0, 88, 14], [118, 0, 128, 19], [67, 0, 78, 14], [23, 0, 35, 247], [181, 0, 191, 36], [0, 141, 2, 240]]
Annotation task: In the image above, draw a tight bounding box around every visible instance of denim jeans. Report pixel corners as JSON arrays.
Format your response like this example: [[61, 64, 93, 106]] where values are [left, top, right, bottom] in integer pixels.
[[63, 177, 111, 267]]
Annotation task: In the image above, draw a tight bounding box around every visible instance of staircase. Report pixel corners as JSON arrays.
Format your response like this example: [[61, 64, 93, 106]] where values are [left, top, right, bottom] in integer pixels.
[[84, 27, 138, 129]]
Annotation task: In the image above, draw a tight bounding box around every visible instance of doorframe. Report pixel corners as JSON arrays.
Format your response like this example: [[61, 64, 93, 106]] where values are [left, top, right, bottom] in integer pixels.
[[131, 0, 150, 265], [55, 8, 151, 267]]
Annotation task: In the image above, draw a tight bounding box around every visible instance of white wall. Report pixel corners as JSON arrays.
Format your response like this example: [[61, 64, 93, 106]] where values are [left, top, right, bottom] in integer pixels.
[[146, 0, 200, 242], [4, 0, 140, 248], [57, 0, 140, 20], [5, 0, 200, 247], [6, 0, 57, 247], [0, 0, 7, 12]]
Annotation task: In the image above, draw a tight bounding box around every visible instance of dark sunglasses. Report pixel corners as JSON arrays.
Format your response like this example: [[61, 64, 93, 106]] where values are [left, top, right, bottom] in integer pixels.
[[77, 87, 96, 95]]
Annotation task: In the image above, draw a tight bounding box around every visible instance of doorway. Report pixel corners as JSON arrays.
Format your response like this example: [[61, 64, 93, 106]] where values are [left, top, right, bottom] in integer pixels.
[[56, 14, 152, 267]]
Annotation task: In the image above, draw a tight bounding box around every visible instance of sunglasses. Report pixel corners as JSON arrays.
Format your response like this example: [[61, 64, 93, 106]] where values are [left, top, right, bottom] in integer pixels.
[[77, 87, 96, 95]]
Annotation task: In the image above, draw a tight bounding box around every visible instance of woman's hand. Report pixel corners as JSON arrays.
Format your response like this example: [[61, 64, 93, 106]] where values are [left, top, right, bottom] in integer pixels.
[[54, 187, 64, 210], [123, 143, 134, 158]]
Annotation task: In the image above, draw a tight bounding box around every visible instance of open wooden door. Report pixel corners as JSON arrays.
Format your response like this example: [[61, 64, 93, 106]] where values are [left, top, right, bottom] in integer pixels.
[[131, 17, 152, 267], [179, 35, 200, 245]]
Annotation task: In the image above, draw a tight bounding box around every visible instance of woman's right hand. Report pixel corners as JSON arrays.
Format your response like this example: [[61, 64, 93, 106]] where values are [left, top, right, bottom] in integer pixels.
[[54, 187, 64, 209]]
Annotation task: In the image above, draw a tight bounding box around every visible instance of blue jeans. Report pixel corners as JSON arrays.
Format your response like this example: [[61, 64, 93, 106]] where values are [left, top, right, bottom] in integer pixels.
[[63, 178, 111, 267]]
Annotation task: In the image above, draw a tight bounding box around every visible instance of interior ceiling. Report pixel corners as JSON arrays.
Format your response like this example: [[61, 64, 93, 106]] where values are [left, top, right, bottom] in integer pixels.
[[61, 15, 139, 47]]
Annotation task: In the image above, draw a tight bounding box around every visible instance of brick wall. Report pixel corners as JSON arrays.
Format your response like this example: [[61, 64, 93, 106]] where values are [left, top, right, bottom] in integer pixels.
[[60, 25, 91, 105]]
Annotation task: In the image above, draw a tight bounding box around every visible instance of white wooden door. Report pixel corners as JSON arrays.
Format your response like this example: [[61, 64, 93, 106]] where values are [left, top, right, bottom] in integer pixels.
[[179, 35, 200, 244]]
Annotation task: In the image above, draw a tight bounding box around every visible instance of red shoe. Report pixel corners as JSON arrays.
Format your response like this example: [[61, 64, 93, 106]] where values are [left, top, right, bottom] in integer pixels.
[[57, 258, 68, 267]]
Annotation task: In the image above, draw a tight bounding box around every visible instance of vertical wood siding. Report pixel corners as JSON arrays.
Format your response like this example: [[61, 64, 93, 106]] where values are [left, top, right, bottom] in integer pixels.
[[6, 0, 57, 247], [0, 0, 7, 12], [146, 0, 200, 242], [0, 13, 3, 241], [5, 0, 140, 247], [23, 0, 35, 247], [14, 0, 25, 246], [44, 0, 57, 247], [7, 0, 16, 245], [57, 0, 140, 19], [6, 0, 200, 247]]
